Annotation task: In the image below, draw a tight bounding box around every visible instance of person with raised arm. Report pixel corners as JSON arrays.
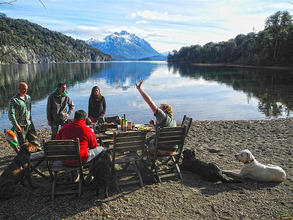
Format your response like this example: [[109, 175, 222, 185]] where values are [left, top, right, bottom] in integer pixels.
[[135, 79, 177, 154]]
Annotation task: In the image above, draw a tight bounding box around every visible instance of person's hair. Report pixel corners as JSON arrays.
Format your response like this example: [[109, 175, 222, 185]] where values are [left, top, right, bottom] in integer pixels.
[[161, 104, 173, 116], [91, 86, 100, 95], [90, 86, 102, 100], [18, 82, 28, 89], [74, 110, 87, 120], [57, 82, 66, 88]]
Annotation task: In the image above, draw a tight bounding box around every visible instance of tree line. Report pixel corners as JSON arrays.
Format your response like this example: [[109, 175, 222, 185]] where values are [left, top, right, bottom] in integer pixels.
[[0, 17, 113, 64], [168, 11, 293, 66]]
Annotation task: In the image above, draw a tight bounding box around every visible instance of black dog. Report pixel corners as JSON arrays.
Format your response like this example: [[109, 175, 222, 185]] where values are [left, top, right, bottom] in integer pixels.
[[0, 143, 38, 199], [90, 149, 112, 198], [181, 149, 241, 183]]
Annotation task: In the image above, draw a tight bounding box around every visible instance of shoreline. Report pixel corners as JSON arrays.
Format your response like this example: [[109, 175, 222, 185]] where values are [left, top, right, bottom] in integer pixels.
[[171, 62, 293, 70]]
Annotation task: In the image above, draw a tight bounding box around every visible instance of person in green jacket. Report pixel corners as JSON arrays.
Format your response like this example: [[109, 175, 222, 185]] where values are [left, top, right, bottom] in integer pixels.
[[8, 82, 39, 147], [47, 82, 75, 140]]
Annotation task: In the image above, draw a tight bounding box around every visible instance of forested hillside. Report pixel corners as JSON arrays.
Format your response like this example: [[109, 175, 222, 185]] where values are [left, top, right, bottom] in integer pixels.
[[0, 17, 113, 64], [168, 11, 293, 66]]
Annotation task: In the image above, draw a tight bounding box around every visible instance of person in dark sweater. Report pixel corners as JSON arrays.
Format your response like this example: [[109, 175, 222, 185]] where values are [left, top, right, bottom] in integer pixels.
[[88, 86, 106, 124]]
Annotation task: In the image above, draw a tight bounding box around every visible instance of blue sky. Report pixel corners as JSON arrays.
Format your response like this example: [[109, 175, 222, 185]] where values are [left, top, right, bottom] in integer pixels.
[[1, 0, 292, 52]]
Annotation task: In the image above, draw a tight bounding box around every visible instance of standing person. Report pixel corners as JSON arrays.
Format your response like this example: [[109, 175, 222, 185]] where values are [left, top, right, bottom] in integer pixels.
[[88, 86, 106, 124], [55, 110, 104, 166], [8, 82, 39, 147], [47, 82, 75, 140], [135, 79, 177, 154]]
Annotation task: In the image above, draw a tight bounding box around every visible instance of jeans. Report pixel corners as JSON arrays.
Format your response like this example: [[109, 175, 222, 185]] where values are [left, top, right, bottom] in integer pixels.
[[86, 146, 104, 163], [50, 120, 67, 140], [16, 122, 40, 147]]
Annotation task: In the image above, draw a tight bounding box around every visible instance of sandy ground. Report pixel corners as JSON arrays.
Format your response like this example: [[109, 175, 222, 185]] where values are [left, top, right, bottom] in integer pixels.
[[0, 118, 292, 219]]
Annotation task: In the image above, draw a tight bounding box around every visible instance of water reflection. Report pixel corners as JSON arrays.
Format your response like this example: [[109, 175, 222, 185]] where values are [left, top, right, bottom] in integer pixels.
[[168, 63, 293, 117], [1, 62, 292, 131], [0, 63, 103, 111], [0, 62, 154, 112], [95, 62, 153, 89]]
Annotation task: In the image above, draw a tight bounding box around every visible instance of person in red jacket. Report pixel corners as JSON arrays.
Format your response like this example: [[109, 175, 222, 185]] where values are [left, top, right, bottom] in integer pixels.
[[55, 109, 104, 166]]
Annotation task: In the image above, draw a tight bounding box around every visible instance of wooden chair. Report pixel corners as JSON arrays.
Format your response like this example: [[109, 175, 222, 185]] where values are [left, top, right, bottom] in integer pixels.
[[181, 115, 193, 140], [149, 126, 186, 183], [43, 138, 86, 200], [4, 129, 48, 180], [104, 115, 120, 124], [112, 131, 147, 191]]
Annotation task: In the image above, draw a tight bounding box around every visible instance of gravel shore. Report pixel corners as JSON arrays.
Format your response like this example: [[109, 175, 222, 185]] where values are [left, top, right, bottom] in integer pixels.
[[0, 118, 292, 219]]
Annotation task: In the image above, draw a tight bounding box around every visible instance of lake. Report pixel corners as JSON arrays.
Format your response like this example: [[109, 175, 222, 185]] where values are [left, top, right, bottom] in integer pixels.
[[0, 61, 292, 131]]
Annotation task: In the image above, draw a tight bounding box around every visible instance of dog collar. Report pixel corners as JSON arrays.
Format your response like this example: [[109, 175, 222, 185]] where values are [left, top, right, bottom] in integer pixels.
[[244, 159, 254, 164]]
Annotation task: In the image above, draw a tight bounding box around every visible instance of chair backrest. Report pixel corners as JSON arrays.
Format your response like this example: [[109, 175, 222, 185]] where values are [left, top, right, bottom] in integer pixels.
[[181, 115, 192, 140], [105, 115, 120, 124], [113, 131, 147, 155], [43, 138, 82, 165], [155, 127, 185, 152]]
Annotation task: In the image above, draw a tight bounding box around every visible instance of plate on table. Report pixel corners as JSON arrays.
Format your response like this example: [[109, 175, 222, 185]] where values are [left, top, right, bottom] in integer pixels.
[[134, 124, 144, 128], [105, 131, 114, 135], [138, 126, 153, 131]]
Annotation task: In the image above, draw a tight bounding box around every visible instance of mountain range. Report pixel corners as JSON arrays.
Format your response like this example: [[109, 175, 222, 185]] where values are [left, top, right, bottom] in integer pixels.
[[87, 31, 166, 61]]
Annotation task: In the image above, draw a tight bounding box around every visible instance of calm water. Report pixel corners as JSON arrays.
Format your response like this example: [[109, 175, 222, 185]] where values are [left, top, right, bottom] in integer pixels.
[[0, 61, 292, 131]]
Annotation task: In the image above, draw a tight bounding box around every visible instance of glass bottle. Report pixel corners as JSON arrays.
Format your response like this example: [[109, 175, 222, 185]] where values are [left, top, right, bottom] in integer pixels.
[[122, 114, 127, 131]]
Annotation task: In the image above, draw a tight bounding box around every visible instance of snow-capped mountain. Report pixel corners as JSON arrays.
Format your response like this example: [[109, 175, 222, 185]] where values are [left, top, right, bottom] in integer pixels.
[[87, 30, 165, 61]]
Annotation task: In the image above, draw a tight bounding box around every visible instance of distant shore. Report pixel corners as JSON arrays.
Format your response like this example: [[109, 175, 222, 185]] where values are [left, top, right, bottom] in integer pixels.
[[187, 62, 293, 70]]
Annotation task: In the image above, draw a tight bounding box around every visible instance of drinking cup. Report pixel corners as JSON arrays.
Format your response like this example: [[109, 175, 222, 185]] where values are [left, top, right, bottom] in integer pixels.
[[92, 122, 96, 132], [127, 121, 132, 130]]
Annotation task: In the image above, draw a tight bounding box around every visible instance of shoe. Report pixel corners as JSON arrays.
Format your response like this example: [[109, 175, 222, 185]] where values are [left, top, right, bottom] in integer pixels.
[[70, 171, 80, 182]]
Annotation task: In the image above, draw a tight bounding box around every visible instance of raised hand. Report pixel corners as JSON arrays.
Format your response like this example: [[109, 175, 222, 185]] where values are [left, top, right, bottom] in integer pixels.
[[135, 79, 143, 90]]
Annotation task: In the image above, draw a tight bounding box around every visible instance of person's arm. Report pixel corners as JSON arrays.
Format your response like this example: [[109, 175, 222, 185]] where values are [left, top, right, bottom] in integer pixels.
[[8, 97, 21, 132], [102, 96, 106, 115], [47, 94, 53, 125], [88, 129, 98, 149], [88, 98, 92, 117], [136, 79, 157, 114], [67, 97, 75, 117], [27, 95, 32, 120]]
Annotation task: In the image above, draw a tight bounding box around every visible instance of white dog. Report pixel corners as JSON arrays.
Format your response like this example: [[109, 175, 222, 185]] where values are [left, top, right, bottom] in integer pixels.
[[222, 149, 286, 182]]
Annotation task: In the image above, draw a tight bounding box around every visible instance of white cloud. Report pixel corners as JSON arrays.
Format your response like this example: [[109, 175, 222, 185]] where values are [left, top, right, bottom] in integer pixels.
[[136, 20, 150, 24], [127, 10, 169, 21]]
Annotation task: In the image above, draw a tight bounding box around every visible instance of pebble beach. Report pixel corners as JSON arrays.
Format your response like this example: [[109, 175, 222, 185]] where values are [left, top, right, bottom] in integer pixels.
[[0, 118, 292, 219]]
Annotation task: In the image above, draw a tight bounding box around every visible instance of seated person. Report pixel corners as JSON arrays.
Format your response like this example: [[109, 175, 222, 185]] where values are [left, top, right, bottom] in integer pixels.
[[135, 79, 177, 155], [55, 109, 104, 166]]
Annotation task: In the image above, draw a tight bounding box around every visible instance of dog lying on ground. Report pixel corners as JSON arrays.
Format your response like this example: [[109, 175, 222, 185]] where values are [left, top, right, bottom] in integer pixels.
[[90, 149, 112, 198], [0, 143, 38, 199], [222, 149, 286, 182], [181, 149, 241, 183]]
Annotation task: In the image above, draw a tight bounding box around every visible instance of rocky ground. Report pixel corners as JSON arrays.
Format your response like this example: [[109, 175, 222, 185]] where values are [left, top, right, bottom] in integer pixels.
[[0, 118, 292, 220]]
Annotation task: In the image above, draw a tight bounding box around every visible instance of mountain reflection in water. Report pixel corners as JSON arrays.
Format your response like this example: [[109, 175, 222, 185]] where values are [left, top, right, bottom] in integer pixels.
[[0, 62, 292, 130]]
